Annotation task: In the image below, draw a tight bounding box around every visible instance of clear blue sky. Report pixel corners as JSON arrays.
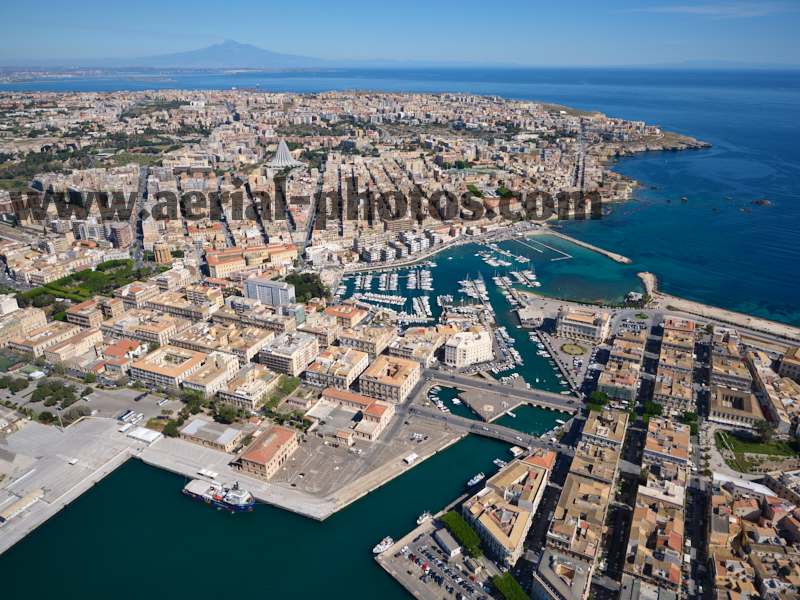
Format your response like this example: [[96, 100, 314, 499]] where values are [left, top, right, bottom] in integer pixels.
[[1, 0, 798, 66]]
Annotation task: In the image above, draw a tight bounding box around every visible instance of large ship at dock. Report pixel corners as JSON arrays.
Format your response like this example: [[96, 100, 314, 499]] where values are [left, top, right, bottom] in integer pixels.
[[182, 479, 255, 512]]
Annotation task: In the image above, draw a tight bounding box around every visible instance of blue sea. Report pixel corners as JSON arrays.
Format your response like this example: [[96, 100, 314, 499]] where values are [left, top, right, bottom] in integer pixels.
[[3, 67, 799, 325]]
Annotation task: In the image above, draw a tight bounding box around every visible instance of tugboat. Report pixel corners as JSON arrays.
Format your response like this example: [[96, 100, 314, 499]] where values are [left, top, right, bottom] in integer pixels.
[[373, 536, 394, 554], [182, 479, 255, 512], [417, 511, 433, 525], [467, 472, 485, 487]]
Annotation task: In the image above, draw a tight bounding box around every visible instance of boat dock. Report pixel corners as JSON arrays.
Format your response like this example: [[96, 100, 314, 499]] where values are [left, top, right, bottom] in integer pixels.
[[539, 229, 632, 264]]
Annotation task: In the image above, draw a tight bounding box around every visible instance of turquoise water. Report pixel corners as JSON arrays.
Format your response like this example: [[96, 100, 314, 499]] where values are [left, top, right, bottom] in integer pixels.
[[3, 67, 796, 323], [431, 386, 482, 421], [344, 234, 639, 390], [495, 404, 563, 435]]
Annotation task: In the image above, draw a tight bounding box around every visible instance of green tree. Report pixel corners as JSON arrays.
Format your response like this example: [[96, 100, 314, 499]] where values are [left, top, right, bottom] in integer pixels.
[[589, 390, 609, 405], [8, 378, 28, 394], [755, 420, 776, 444], [38, 411, 55, 424], [214, 404, 239, 425], [83, 372, 96, 384], [162, 420, 180, 437], [440, 511, 482, 558], [492, 573, 529, 600]]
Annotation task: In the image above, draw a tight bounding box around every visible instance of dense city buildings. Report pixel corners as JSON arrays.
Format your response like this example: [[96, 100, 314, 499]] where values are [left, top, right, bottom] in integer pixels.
[[0, 84, 796, 600]]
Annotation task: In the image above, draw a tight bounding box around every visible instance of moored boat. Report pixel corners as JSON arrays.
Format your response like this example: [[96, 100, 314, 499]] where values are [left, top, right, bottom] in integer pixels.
[[182, 479, 255, 512], [417, 511, 433, 525], [373, 536, 394, 554], [467, 472, 485, 487]]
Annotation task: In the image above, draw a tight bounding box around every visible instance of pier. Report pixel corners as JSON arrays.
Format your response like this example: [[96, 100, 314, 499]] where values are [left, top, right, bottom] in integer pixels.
[[540, 229, 633, 264], [510, 237, 573, 262]]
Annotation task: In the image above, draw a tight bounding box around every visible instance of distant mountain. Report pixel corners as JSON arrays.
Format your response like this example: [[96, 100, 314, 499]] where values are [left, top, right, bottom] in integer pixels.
[[122, 40, 325, 69], [0, 40, 326, 70]]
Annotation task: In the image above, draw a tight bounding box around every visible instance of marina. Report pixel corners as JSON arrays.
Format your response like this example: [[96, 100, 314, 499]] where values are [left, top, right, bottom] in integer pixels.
[[340, 233, 641, 392]]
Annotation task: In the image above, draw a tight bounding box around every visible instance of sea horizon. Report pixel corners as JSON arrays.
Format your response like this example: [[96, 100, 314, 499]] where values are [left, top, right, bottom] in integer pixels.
[[1, 66, 798, 326]]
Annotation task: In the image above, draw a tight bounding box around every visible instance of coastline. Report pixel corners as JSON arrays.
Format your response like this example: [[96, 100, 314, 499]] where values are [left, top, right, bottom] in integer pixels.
[[639, 271, 800, 345], [343, 223, 800, 345]]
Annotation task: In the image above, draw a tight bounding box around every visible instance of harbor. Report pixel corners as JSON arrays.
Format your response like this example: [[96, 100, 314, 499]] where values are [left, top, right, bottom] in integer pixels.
[[0, 434, 513, 600], [339, 232, 643, 393]]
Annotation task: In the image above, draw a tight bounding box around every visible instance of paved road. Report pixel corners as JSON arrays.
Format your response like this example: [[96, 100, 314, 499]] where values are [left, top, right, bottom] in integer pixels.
[[422, 369, 580, 413], [407, 405, 575, 456]]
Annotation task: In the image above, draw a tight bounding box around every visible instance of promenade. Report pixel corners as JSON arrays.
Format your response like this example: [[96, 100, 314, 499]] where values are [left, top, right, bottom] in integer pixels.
[[641, 271, 800, 345]]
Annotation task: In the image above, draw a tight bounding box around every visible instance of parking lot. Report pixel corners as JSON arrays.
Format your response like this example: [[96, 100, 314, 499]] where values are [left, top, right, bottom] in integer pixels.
[[276, 415, 460, 499], [379, 523, 493, 600]]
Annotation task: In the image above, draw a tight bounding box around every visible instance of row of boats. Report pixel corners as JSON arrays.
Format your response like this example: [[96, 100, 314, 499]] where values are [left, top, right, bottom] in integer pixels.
[[485, 242, 530, 263], [407, 269, 434, 291], [377, 272, 400, 292], [427, 385, 460, 414], [457, 275, 490, 303]]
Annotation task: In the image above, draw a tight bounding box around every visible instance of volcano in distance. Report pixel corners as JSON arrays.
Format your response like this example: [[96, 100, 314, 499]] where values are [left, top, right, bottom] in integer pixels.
[[122, 40, 325, 69]]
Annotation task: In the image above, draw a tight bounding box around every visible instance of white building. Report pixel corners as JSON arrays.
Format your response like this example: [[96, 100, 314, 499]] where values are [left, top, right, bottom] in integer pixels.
[[444, 327, 494, 368]]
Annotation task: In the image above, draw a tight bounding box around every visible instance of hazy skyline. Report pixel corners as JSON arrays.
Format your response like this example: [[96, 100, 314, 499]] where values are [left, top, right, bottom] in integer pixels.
[[1, 0, 799, 67]]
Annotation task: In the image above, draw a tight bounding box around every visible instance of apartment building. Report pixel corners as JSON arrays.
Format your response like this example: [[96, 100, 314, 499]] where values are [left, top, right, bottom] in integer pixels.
[[444, 327, 494, 368], [145, 290, 218, 321], [182, 351, 240, 398], [218, 364, 281, 412], [597, 362, 639, 402], [338, 323, 396, 359], [170, 322, 274, 365], [113, 281, 160, 309], [747, 349, 799, 435], [305, 346, 369, 389], [129, 345, 207, 389], [213, 299, 297, 334], [258, 332, 319, 377], [359, 354, 421, 404], [8, 322, 81, 357], [43, 327, 103, 365], [101, 309, 189, 346], [184, 284, 224, 309], [386, 325, 453, 367], [642, 418, 691, 469], [323, 303, 368, 328], [581, 408, 628, 450], [653, 366, 694, 415], [64, 298, 104, 328], [0, 307, 47, 348], [298, 311, 339, 348], [238, 425, 298, 480], [546, 472, 611, 564], [464, 459, 549, 567], [778, 346, 800, 382]]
